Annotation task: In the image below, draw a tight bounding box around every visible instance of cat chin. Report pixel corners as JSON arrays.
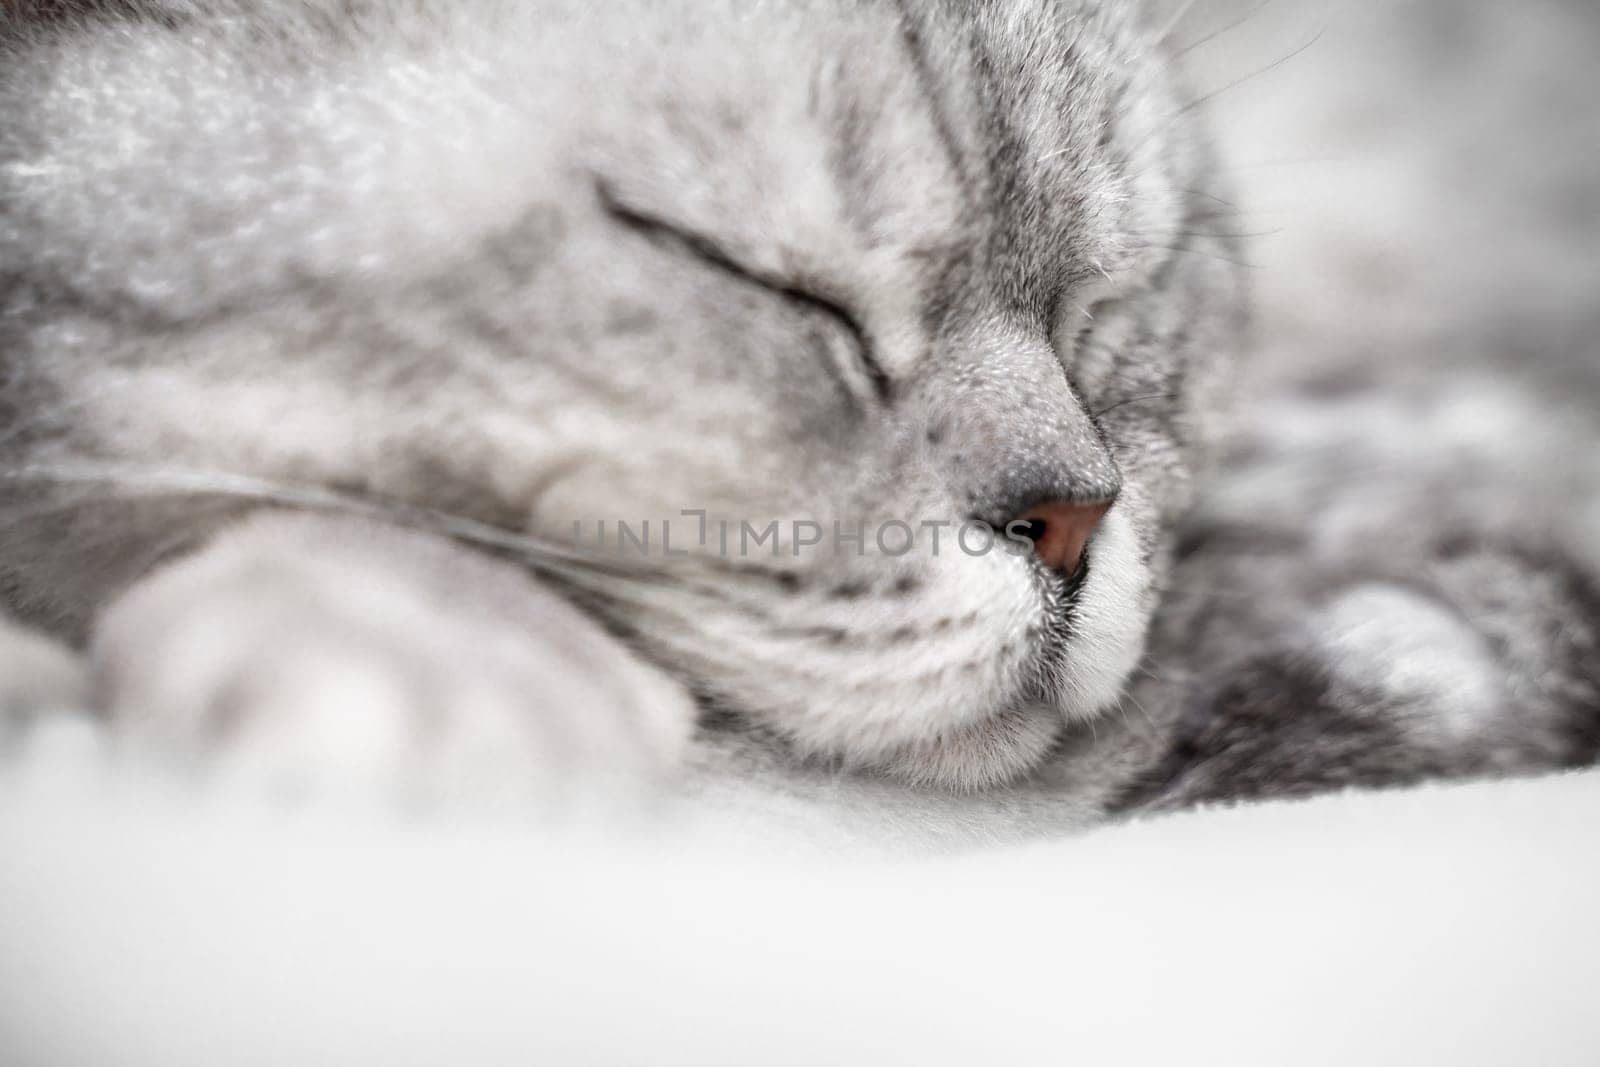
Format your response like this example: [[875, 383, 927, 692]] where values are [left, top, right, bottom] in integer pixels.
[[869, 701, 1065, 794], [862, 511, 1152, 794]]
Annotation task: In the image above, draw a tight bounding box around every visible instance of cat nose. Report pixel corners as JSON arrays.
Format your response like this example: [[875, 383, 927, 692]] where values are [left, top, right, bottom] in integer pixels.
[[1009, 499, 1114, 574]]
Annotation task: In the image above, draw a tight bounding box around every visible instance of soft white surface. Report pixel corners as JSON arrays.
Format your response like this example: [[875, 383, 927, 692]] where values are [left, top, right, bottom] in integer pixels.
[[3, 727, 1598, 1066]]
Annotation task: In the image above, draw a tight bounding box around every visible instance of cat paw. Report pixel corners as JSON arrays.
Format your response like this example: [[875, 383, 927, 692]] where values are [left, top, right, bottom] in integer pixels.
[[90, 514, 695, 816]]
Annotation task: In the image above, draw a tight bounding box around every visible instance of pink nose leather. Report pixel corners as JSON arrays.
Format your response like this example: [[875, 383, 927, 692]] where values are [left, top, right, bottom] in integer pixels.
[[1014, 500, 1113, 573]]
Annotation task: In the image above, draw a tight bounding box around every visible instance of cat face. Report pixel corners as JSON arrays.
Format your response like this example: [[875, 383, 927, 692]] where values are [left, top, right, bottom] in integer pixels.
[[0, 0, 1243, 789]]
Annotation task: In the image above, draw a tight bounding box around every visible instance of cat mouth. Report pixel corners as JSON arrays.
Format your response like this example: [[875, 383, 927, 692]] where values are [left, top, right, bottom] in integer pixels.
[[1058, 553, 1092, 600], [1017, 552, 1095, 702]]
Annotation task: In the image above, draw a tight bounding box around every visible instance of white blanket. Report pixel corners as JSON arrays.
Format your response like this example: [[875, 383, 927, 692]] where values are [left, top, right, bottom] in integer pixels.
[[3, 727, 1597, 1066]]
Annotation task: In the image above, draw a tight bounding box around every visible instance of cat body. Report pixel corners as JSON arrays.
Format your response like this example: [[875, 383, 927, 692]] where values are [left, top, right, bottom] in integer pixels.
[[0, 0, 1595, 838]]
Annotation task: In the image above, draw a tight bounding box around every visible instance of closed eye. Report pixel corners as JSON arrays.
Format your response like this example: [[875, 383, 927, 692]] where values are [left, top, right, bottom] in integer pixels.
[[595, 181, 892, 404]]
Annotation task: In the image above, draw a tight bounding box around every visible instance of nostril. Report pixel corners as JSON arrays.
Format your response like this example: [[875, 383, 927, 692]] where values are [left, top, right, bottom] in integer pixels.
[[1014, 518, 1050, 545], [1010, 500, 1114, 575]]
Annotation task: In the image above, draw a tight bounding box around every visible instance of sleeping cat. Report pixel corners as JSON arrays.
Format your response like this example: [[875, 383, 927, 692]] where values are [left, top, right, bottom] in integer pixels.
[[0, 0, 1595, 835]]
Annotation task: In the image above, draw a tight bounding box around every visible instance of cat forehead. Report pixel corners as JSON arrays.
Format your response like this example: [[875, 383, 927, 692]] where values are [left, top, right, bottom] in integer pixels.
[[583, 20, 972, 297], [574, 0, 1160, 314], [0, 0, 1168, 322]]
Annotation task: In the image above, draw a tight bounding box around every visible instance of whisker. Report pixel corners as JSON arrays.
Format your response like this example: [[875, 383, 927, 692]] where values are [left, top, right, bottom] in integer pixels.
[[0, 460, 887, 626], [1123, 691, 1163, 737], [1127, 241, 1259, 270], [1093, 393, 1181, 418], [1156, 0, 1208, 44], [1123, 225, 1285, 241], [1183, 187, 1242, 211], [1171, 0, 1276, 58], [1180, 27, 1327, 115], [1135, 663, 1175, 686], [1181, 227, 1285, 241], [0, 460, 654, 581]]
